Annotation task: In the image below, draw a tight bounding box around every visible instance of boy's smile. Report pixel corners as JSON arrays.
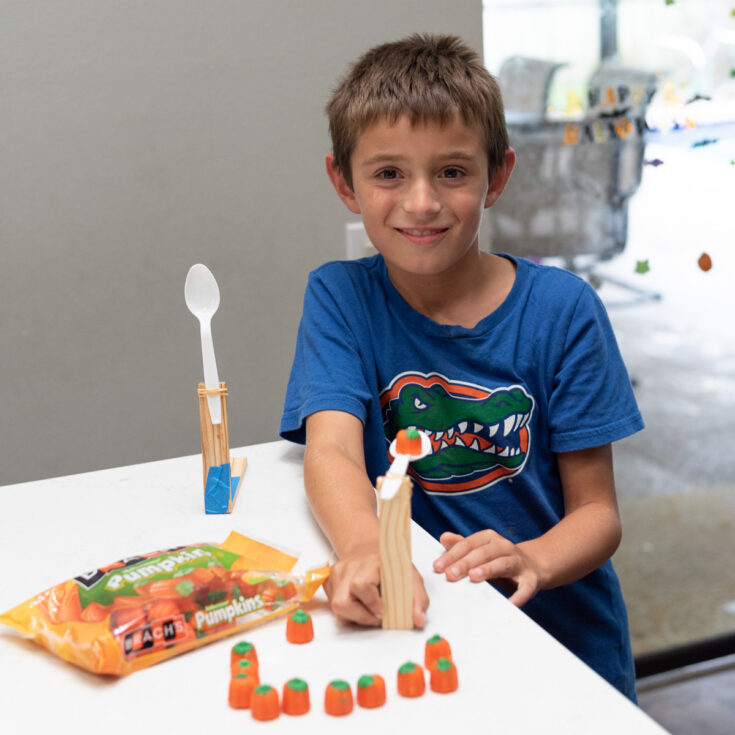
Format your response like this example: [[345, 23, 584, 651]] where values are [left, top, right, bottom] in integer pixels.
[[327, 114, 514, 298]]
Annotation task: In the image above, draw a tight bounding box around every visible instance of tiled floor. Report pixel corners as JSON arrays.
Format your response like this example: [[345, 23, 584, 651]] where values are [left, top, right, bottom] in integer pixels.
[[637, 656, 735, 735], [571, 137, 735, 733]]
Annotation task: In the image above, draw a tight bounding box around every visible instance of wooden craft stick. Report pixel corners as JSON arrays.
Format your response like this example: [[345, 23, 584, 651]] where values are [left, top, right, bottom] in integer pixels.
[[377, 474, 414, 630], [198, 381, 230, 491], [228, 456, 248, 513]]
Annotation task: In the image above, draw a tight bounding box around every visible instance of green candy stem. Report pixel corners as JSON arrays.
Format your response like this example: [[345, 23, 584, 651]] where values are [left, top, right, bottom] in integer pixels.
[[291, 609, 310, 624], [232, 641, 253, 655]]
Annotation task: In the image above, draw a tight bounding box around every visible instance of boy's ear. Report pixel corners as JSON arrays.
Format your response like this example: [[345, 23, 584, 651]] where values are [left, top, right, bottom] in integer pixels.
[[325, 154, 361, 215], [484, 148, 516, 209]]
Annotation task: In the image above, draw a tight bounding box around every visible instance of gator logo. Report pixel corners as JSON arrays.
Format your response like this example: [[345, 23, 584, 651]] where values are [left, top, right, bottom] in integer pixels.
[[380, 372, 534, 495]]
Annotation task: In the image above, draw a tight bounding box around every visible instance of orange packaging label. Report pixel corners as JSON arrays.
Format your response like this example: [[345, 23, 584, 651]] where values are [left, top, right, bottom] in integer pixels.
[[0, 532, 328, 675]]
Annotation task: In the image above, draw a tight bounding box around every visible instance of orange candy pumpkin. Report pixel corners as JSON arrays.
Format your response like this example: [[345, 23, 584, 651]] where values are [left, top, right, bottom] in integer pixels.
[[324, 680, 353, 716], [230, 640, 258, 669], [251, 685, 280, 721], [286, 609, 314, 644], [397, 662, 425, 698], [231, 658, 259, 678], [430, 657, 459, 693], [395, 428, 422, 455], [424, 634, 452, 669], [282, 678, 310, 716], [356, 674, 386, 708], [228, 673, 259, 709]]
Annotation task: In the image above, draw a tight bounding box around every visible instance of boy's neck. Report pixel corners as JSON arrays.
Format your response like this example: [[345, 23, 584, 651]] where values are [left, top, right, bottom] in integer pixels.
[[385, 248, 516, 329]]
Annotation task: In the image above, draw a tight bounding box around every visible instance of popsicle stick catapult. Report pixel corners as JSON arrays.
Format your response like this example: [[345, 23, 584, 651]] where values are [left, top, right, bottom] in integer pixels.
[[377, 428, 432, 629], [185, 263, 247, 514], [197, 382, 247, 514]]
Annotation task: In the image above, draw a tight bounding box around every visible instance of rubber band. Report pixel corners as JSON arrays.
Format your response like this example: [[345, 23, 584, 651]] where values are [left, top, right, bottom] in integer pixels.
[[197, 386, 228, 397]]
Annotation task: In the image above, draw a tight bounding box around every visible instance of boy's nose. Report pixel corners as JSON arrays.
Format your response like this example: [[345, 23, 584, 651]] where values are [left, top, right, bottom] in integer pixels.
[[402, 179, 441, 217]]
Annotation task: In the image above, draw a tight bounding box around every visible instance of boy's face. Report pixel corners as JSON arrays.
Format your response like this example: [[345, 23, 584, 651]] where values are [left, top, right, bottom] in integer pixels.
[[327, 114, 513, 281]]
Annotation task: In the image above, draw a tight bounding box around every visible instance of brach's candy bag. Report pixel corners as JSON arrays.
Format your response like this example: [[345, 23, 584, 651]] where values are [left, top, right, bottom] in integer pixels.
[[0, 531, 328, 676]]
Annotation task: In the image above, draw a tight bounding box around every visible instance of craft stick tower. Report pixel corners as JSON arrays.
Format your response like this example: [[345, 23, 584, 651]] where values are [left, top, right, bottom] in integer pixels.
[[197, 382, 247, 514], [198, 381, 230, 483], [377, 474, 414, 629], [185, 263, 247, 515]]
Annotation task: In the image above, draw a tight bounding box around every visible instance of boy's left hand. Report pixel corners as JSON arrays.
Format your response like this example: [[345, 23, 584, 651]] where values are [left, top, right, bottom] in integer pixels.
[[433, 530, 543, 607]]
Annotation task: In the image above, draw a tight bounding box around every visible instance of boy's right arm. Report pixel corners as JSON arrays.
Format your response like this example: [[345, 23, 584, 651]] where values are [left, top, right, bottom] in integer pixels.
[[304, 410, 428, 628]]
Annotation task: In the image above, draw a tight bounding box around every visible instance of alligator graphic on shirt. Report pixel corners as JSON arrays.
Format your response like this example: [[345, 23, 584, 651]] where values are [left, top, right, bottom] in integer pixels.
[[380, 372, 534, 494]]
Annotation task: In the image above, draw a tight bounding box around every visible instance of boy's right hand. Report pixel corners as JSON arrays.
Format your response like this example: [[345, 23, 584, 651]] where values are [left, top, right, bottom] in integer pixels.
[[304, 410, 429, 629], [324, 551, 429, 629]]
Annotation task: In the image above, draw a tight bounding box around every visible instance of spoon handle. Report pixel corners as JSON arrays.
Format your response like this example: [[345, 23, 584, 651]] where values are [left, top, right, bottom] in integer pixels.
[[380, 454, 410, 500], [199, 318, 222, 424]]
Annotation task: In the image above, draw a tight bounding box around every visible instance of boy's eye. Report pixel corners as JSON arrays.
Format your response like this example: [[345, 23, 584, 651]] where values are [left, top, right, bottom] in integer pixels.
[[377, 168, 400, 180], [440, 167, 465, 179]]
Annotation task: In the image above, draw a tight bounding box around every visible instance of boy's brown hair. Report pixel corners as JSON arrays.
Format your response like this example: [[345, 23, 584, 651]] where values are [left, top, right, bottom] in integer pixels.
[[326, 33, 508, 189]]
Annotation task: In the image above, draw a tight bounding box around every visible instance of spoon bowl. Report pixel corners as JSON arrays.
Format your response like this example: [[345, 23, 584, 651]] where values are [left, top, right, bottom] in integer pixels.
[[382, 429, 433, 500], [185, 264, 221, 318]]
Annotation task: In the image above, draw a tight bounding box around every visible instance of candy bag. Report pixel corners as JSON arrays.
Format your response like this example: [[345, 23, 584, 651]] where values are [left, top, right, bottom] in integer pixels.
[[0, 531, 328, 675]]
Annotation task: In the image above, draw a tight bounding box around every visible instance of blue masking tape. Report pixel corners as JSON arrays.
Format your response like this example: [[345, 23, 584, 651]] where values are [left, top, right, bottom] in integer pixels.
[[204, 462, 231, 514]]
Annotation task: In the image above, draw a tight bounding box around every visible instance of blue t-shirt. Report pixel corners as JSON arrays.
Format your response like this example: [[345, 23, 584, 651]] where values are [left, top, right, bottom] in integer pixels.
[[280, 254, 643, 700]]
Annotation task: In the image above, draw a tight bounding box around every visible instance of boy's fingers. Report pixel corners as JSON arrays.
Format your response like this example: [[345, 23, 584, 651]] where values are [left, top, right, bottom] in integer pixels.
[[467, 555, 517, 583], [331, 587, 382, 626], [324, 555, 384, 627], [354, 579, 383, 620], [507, 577, 536, 608], [435, 532, 498, 574], [434, 535, 471, 572], [438, 531, 463, 549], [412, 569, 430, 629], [442, 545, 502, 581], [334, 604, 381, 627]]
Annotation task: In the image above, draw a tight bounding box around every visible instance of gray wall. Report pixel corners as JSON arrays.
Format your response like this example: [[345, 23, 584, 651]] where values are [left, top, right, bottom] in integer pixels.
[[2, 1, 483, 484]]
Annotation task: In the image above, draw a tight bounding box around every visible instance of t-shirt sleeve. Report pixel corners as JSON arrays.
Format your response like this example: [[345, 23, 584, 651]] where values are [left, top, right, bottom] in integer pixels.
[[548, 283, 644, 453], [279, 268, 373, 445]]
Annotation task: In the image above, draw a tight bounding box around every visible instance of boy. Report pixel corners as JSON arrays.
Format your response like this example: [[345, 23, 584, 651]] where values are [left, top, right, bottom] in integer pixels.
[[280, 34, 643, 701]]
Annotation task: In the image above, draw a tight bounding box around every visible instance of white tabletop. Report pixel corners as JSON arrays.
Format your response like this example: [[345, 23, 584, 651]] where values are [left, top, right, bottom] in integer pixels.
[[0, 441, 667, 733]]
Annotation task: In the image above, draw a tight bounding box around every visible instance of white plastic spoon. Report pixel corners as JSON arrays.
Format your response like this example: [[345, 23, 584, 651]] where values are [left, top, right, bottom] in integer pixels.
[[184, 264, 222, 424]]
